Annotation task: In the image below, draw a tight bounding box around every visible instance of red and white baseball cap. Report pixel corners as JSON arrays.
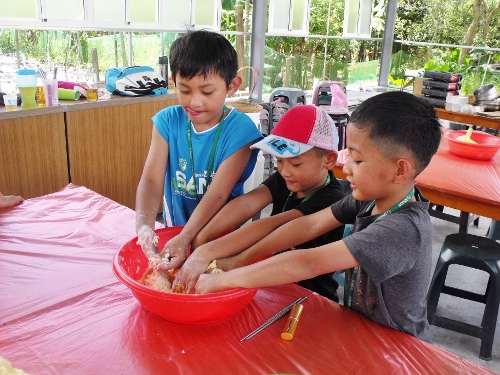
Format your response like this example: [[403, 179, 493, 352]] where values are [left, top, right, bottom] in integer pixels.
[[251, 105, 339, 158]]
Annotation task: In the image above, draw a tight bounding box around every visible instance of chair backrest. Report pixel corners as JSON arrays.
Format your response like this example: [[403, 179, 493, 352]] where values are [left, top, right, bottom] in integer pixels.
[[269, 87, 306, 108], [312, 81, 346, 106]]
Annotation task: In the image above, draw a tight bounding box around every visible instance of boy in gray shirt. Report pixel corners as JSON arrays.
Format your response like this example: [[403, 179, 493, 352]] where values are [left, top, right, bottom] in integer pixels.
[[195, 91, 442, 342]]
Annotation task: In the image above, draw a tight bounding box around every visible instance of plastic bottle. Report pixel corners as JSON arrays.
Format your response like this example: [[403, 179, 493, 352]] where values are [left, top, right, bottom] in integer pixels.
[[158, 56, 168, 83], [16, 69, 37, 110], [36, 73, 46, 108]]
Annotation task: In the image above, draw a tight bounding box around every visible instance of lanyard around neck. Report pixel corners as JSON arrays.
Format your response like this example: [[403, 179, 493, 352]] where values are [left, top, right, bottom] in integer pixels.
[[364, 188, 415, 223], [186, 106, 226, 201], [346, 187, 415, 308], [281, 173, 331, 213]]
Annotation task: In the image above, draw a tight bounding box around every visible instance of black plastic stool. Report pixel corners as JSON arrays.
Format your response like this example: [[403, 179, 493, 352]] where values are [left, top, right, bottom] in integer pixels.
[[427, 233, 500, 360]]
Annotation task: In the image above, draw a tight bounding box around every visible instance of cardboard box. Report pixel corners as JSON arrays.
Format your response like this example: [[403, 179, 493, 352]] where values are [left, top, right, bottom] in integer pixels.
[[412, 77, 430, 97]]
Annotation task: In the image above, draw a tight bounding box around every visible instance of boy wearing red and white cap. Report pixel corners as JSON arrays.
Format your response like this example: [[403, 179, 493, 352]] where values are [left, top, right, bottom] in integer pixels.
[[175, 105, 346, 301]]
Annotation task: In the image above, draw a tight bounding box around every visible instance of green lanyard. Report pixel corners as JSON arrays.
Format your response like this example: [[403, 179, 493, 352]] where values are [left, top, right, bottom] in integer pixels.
[[281, 173, 331, 213], [186, 106, 226, 201], [345, 187, 415, 308]]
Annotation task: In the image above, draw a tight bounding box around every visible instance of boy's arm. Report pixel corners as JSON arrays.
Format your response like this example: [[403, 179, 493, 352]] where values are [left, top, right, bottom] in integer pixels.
[[191, 185, 273, 250], [0, 193, 23, 208], [196, 239, 359, 294], [175, 208, 304, 292], [160, 142, 255, 270], [219, 206, 341, 270], [135, 127, 168, 258]]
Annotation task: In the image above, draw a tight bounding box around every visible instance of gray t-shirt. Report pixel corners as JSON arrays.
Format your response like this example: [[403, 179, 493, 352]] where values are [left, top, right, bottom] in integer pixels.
[[331, 188, 432, 342]]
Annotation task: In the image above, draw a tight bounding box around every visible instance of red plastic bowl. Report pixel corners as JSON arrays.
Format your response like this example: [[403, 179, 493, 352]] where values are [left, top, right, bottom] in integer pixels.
[[113, 226, 257, 325], [445, 130, 500, 160]]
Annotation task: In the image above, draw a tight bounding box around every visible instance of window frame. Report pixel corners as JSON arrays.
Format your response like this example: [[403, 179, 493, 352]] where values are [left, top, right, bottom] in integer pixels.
[[0, 0, 221, 31], [268, 0, 310, 36], [342, 0, 374, 38]]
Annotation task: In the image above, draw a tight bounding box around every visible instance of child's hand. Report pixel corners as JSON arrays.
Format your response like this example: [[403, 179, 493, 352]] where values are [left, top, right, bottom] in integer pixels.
[[173, 251, 211, 293], [0, 194, 23, 208], [216, 256, 238, 272], [156, 233, 190, 271], [195, 273, 224, 294], [136, 225, 159, 259]]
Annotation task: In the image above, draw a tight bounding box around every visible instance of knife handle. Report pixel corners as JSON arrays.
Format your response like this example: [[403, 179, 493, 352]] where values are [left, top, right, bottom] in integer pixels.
[[281, 303, 304, 341]]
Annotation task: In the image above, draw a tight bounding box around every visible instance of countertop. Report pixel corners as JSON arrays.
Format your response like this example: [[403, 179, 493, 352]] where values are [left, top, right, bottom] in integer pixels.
[[0, 91, 179, 120]]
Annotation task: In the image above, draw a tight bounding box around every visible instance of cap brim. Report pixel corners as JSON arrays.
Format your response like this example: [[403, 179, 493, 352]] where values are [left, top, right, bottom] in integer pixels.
[[250, 135, 313, 158]]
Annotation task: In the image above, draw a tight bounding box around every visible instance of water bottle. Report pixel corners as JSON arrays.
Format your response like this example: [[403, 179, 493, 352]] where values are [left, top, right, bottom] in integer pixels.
[[16, 69, 37, 110], [158, 56, 168, 84]]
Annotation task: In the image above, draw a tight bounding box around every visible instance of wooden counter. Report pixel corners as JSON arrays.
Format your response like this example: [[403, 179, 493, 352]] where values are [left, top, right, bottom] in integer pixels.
[[0, 111, 68, 199], [0, 93, 179, 208]]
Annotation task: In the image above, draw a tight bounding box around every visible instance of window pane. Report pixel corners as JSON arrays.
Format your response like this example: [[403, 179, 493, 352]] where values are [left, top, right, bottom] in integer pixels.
[[345, 0, 359, 35], [291, 0, 308, 31], [194, 0, 216, 26], [43, 0, 84, 20], [162, 0, 191, 28], [0, 0, 37, 18], [130, 0, 157, 23], [269, 0, 290, 32], [358, 0, 373, 36], [93, 0, 125, 22]]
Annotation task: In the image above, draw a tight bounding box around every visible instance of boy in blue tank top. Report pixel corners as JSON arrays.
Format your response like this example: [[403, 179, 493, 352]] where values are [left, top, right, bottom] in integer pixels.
[[135, 30, 263, 270], [175, 105, 346, 301], [196, 92, 442, 342]]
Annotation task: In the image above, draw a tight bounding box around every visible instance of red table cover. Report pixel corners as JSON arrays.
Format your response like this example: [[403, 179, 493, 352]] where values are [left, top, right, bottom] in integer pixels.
[[0, 184, 497, 375], [417, 131, 500, 206]]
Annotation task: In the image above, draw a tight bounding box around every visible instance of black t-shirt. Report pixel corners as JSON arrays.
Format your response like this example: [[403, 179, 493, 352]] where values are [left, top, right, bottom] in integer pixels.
[[262, 170, 345, 301]]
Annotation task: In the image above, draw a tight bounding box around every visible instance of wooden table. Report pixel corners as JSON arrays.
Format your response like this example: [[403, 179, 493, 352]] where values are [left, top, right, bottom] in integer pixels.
[[0, 184, 497, 375], [435, 107, 500, 132], [333, 132, 500, 232]]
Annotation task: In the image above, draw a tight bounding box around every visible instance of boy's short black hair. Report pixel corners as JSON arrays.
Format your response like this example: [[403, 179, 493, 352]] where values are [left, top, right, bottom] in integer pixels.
[[169, 30, 238, 88], [349, 91, 442, 175]]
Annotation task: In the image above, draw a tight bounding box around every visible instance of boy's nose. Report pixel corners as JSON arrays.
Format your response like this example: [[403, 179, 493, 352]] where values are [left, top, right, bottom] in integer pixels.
[[190, 96, 203, 108], [342, 159, 352, 176], [279, 163, 292, 178]]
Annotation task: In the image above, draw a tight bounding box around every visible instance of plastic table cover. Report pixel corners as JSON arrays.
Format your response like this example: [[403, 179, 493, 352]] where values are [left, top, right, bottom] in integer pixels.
[[417, 130, 500, 206], [0, 184, 497, 375]]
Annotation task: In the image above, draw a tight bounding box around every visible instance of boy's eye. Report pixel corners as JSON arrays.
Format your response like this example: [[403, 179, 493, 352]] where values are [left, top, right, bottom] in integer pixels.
[[291, 163, 302, 167], [203, 91, 214, 96], [179, 89, 189, 94]]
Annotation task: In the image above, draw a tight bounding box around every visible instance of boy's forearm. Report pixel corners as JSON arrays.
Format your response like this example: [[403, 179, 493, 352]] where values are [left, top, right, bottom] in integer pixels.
[[192, 196, 258, 250], [217, 250, 315, 290], [135, 179, 163, 233], [199, 213, 298, 263], [180, 182, 233, 243], [214, 240, 356, 291], [234, 207, 338, 267], [186, 146, 253, 244]]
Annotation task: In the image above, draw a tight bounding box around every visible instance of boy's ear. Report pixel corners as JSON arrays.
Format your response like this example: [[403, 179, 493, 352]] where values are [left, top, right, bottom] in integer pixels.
[[171, 74, 176, 86], [324, 151, 338, 170], [227, 76, 242, 95], [394, 158, 414, 184]]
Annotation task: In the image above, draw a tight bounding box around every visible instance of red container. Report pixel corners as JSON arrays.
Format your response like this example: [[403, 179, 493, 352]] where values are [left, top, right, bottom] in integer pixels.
[[113, 226, 257, 324], [445, 130, 500, 160]]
